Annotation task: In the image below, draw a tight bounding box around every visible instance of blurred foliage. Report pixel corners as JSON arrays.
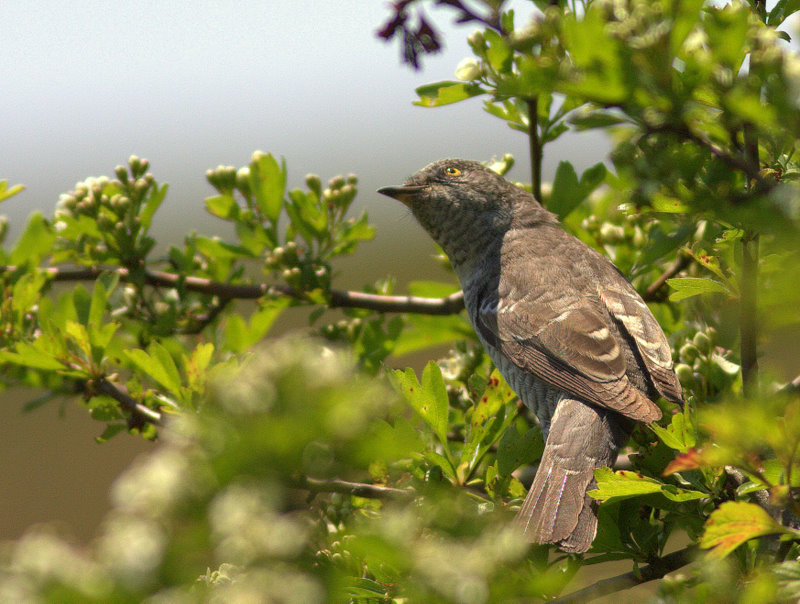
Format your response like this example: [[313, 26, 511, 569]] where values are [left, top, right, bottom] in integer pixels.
[[1, 0, 800, 601]]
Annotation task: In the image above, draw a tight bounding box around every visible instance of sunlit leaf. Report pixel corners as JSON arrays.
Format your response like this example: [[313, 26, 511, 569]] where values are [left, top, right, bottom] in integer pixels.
[[700, 501, 788, 559]]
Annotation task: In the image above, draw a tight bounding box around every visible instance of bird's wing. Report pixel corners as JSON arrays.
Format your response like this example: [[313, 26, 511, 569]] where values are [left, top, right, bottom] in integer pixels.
[[599, 282, 684, 405], [475, 284, 663, 422]]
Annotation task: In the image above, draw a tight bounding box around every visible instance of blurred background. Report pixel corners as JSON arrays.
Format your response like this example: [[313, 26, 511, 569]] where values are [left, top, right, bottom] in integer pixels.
[[0, 1, 612, 542]]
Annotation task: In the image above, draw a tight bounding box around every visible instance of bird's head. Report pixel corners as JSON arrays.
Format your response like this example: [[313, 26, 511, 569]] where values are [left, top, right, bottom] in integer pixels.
[[378, 159, 551, 265]]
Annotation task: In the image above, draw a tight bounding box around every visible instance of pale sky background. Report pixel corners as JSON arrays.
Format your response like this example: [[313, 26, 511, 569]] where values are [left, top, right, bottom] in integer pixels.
[[1, 1, 608, 282]]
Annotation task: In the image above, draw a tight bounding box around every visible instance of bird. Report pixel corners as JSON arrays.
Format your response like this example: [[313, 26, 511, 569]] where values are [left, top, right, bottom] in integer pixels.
[[378, 159, 683, 553]]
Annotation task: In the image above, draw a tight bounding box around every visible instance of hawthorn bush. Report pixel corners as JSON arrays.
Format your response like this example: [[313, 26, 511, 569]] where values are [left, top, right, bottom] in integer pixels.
[[2, 1, 800, 601]]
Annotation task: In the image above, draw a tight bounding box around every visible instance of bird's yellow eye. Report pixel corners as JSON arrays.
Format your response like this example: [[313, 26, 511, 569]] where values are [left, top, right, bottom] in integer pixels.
[[444, 166, 461, 176]]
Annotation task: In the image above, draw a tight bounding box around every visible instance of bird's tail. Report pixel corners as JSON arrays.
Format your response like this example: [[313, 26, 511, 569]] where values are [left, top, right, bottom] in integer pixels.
[[514, 397, 630, 553]]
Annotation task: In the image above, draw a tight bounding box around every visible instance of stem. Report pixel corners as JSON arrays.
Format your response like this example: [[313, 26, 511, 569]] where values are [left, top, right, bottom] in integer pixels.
[[527, 97, 543, 204], [643, 253, 691, 301], [740, 232, 759, 393], [555, 547, 695, 603], [292, 475, 415, 500], [95, 378, 163, 427]]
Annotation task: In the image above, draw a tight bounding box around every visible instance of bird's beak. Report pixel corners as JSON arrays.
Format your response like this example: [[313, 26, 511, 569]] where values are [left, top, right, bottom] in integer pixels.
[[377, 185, 425, 206]]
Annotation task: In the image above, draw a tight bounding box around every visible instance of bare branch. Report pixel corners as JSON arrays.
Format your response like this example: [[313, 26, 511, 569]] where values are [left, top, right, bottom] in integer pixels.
[[1, 264, 466, 315], [94, 378, 163, 427], [327, 287, 464, 314], [555, 546, 695, 603], [292, 475, 416, 501], [642, 253, 691, 302], [781, 374, 800, 393]]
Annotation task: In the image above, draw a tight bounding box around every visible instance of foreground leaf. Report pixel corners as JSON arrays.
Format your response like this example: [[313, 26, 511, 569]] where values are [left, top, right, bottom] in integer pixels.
[[700, 501, 789, 559]]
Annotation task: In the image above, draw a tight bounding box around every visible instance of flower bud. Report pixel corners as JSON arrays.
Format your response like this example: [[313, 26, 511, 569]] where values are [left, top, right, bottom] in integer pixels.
[[455, 57, 481, 81], [97, 214, 114, 231], [679, 343, 699, 364], [328, 175, 345, 190], [693, 331, 712, 355], [305, 173, 322, 194], [236, 167, 251, 195], [467, 30, 485, 51], [675, 363, 694, 385], [599, 223, 625, 244], [115, 165, 129, 183]]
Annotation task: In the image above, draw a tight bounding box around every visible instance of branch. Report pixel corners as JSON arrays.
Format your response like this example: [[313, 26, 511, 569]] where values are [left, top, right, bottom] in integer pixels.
[[642, 253, 691, 302], [327, 287, 464, 315], [0, 265, 466, 316], [94, 378, 163, 427], [527, 97, 543, 204], [648, 124, 770, 191], [781, 374, 800, 393], [292, 475, 416, 501], [740, 233, 759, 393], [554, 546, 696, 604]]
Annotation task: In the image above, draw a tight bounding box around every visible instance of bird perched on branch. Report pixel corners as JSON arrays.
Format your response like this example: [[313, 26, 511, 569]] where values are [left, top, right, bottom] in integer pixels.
[[379, 159, 683, 553]]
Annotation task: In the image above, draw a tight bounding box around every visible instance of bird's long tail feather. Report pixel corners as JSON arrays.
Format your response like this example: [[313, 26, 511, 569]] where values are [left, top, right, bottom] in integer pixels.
[[514, 397, 630, 553]]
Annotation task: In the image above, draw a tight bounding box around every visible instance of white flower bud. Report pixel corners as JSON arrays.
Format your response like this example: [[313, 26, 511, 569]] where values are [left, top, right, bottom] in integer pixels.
[[455, 57, 481, 81]]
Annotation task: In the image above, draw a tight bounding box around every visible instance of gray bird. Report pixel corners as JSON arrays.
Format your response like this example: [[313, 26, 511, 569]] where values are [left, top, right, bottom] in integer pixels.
[[378, 159, 683, 553]]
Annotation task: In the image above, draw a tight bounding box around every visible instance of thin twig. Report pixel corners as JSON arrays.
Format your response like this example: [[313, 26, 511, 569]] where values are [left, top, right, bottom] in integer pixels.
[[94, 378, 163, 427], [292, 475, 416, 501], [642, 253, 691, 301], [554, 546, 696, 603], [781, 374, 800, 393]]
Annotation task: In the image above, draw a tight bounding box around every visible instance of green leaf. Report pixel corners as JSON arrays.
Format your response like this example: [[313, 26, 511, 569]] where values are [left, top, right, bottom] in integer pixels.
[[700, 501, 788, 559], [768, 0, 800, 26], [650, 410, 696, 452], [470, 369, 516, 433], [125, 342, 182, 395], [548, 161, 607, 219], [10, 213, 55, 266], [249, 152, 286, 224], [1, 342, 65, 370], [667, 277, 731, 301], [205, 193, 239, 220], [185, 342, 214, 393], [589, 468, 706, 504], [484, 29, 512, 73], [140, 183, 167, 230], [366, 417, 426, 463], [195, 236, 254, 259], [0, 180, 25, 203], [65, 320, 92, 359], [414, 81, 485, 107], [224, 299, 288, 353], [88, 278, 108, 329], [72, 284, 92, 326], [392, 362, 449, 446], [569, 109, 627, 130], [96, 423, 127, 443], [497, 426, 543, 477]]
